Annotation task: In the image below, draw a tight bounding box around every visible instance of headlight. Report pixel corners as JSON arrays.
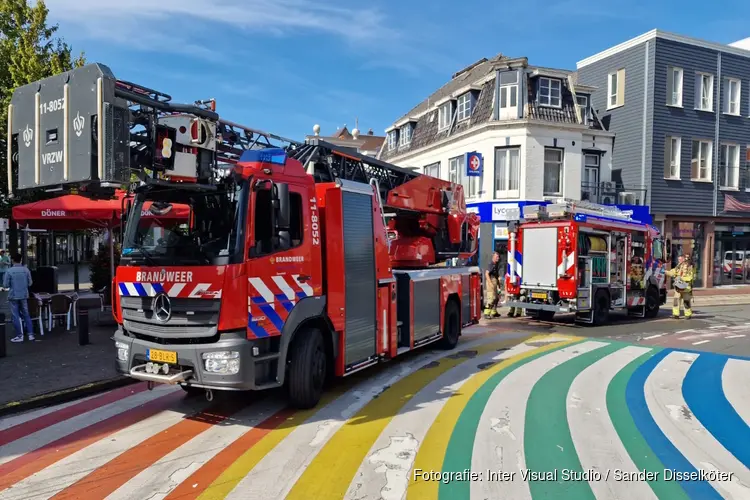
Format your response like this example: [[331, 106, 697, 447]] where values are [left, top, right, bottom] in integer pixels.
[[115, 341, 129, 362], [202, 351, 240, 375]]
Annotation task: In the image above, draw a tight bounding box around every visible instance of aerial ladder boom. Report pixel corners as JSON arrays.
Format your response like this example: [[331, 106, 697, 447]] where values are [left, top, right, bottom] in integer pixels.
[[7, 63, 479, 267]]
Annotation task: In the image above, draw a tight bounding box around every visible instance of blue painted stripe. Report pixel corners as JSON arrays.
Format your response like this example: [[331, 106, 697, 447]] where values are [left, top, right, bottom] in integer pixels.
[[119, 283, 129, 296], [152, 282, 165, 294], [296, 291, 306, 300], [514, 251, 523, 266], [683, 353, 750, 468], [626, 349, 722, 499], [247, 315, 269, 338], [258, 304, 284, 331], [275, 294, 294, 313], [133, 282, 148, 297]]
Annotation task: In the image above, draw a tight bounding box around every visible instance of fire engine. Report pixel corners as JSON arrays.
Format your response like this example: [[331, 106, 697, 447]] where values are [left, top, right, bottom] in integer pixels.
[[7, 63, 482, 408], [503, 200, 668, 325]]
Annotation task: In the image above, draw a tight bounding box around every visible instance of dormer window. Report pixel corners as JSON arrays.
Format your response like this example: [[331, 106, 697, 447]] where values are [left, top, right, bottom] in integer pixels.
[[438, 101, 453, 130], [387, 130, 398, 151], [576, 94, 589, 122], [399, 124, 413, 146], [539, 77, 562, 107], [457, 92, 472, 121]]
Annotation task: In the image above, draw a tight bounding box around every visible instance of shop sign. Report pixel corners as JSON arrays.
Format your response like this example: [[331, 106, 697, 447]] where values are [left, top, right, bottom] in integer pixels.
[[494, 225, 509, 239], [492, 203, 521, 221]]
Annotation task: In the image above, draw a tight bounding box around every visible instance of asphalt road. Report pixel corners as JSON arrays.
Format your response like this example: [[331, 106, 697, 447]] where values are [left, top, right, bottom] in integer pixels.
[[0, 319, 748, 499], [493, 303, 750, 358]]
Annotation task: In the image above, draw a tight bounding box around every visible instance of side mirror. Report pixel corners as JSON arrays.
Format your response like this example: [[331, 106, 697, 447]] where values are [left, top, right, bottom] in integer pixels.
[[274, 183, 290, 229]]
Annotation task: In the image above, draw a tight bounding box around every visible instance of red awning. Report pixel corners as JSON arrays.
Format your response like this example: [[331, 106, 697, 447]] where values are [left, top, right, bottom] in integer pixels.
[[12, 192, 190, 230]]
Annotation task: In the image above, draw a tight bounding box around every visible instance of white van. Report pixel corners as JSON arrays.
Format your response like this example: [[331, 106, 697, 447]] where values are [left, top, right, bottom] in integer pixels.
[[723, 250, 750, 279]]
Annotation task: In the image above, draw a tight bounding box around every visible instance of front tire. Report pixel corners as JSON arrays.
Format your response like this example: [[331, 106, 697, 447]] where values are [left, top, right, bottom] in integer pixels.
[[439, 300, 461, 350], [287, 327, 327, 409], [593, 290, 610, 326]]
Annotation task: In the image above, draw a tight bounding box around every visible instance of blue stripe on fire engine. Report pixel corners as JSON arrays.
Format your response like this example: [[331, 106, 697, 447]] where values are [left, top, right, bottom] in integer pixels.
[[247, 315, 269, 338], [514, 251, 523, 266], [133, 282, 148, 297], [151, 282, 165, 294], [251, 296, 285, 332], [275, 294, 294, 313], [118, 283, 128, 296]]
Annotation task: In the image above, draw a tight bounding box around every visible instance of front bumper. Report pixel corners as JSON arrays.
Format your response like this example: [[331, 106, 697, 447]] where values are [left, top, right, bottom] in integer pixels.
[[503, 300, 574, 313], [113, 329, 276, 391]]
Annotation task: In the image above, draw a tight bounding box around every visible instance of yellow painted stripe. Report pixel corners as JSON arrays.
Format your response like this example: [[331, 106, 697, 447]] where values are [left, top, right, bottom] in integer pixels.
[[196, 390, 342, 500], [285, 336, 542, 499], [406, 335, 582, 499]]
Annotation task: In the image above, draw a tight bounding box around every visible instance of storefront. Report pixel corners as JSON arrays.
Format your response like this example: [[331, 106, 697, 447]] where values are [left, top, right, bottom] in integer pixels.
[[668, 221, 705, 288], [714, 224, 750, 286]]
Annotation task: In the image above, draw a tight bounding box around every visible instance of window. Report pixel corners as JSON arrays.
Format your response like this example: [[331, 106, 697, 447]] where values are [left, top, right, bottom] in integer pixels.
[[494, 147, 520, 196], [539, 78, 561, 107], [456, 93, 472, 121], [253, 184, 303, 255], [387, 131, 397, 151], [584, 154, 599, 168], [667, 66, 683, 106], [423, 162, 440, 178], [607, 69, 625, 108], [449, 155, 479, 198], [582, 155, 599, 201], [724, 77, 741, 115], [665, 136, 681, 179], [720, 143, 740, 188], [438, 102, 453, 130], [696, 73, 714, 111], [498, 71, 519, 119], [399, 125, 412, 146], [543, 148, 564, 196], [576, 95, 589, 123], [691, 139, 713, 181]]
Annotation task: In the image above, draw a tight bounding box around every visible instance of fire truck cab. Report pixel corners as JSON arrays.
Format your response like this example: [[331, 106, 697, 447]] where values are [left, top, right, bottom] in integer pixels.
[[504, 200, 668, 325]]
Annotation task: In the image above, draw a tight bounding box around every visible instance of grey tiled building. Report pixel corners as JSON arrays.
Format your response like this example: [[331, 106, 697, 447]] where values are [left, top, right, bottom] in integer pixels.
[[577, 29, 750, 288]]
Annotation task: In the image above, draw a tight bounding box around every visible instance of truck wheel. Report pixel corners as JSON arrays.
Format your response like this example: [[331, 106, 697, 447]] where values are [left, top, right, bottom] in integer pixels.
[[593, 291, 610, 326], [439, 300, 461, 350], [287, 327, 327, 409], [644, 286, 660, 318]]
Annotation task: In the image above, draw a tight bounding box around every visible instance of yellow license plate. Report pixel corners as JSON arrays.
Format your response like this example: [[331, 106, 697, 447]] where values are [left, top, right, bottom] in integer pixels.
[[531, 292, 547, 299], [148, 349, 177, 364]]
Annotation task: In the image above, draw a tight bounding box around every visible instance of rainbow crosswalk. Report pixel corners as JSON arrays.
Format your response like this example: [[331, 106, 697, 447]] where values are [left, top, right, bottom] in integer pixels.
[[0, 330, 748, 500]]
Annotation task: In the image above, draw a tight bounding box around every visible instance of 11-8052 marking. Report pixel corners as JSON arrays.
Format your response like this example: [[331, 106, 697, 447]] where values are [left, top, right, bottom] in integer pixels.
[[39, 97, 65, 115]]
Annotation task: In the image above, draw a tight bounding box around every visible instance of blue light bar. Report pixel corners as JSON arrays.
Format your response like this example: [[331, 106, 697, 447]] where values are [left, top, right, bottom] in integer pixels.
[[239, 148, 287, 165]]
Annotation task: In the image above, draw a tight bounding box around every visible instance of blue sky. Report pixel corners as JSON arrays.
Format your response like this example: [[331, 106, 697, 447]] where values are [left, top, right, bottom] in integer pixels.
[[45, 0, 750, 141]]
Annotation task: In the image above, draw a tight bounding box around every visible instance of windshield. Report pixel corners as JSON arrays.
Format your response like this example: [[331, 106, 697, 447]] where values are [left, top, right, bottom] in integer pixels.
[[121, 178, 249, 266]]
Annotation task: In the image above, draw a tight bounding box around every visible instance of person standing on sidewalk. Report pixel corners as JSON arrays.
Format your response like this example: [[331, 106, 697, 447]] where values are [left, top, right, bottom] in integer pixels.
[[484, 251, 502, 319], [0, 249, 9, 290], [4, 253, 35, 342]]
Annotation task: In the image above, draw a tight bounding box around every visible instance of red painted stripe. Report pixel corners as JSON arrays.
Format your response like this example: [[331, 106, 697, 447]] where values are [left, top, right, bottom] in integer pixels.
[[0, 390, 184, 492], [164, 408, 294, 500], [52, 401, 244, 500], [0, 383, 149, 447]]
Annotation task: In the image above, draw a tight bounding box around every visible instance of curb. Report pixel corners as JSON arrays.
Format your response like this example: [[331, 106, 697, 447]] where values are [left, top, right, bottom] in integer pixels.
[[0, 376, 139, 418]]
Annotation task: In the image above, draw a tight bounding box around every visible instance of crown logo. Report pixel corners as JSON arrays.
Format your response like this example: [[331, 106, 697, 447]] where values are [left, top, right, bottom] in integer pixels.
[[22, 125, 32, 147]]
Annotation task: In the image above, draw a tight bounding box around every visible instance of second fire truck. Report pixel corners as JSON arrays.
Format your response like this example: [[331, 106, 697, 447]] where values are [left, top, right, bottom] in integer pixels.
[[8, 63, 482, 409], [503, 200, 668, 325]]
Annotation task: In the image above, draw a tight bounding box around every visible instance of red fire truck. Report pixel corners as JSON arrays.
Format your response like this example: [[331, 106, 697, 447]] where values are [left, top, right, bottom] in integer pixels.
[[7, 63, 482, 408], [503, 200, 668, 325]]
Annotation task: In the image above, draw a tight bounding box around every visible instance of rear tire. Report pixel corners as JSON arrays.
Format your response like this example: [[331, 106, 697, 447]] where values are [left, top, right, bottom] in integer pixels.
[[645, 286, 660, 318], [287, 327, 327, 409], [537, 310, 555, 322], [439, 300, 461, 350], [593, 291, 610, 326]]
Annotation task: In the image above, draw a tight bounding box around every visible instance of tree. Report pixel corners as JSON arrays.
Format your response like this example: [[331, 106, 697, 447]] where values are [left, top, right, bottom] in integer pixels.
[[0, 0, 85, 251]]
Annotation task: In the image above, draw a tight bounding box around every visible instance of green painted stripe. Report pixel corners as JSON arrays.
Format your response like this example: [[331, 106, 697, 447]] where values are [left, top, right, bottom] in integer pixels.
[[438, 339, 585, 499], [606, 348, 690, 500], [524, 341, 623, 500]]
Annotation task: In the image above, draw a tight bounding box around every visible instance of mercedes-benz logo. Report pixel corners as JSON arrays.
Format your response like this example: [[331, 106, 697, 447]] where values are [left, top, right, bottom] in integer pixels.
[[152, 293, 172, 323]]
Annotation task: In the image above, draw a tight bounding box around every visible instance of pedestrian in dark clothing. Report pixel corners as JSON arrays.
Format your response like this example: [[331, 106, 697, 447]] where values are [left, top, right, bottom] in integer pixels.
[[4, 253, 35, 342], [484, 252, 501, 318]]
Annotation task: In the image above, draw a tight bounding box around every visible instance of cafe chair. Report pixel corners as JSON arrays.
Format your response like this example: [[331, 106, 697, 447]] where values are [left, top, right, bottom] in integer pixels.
[[48, 293, 74, 331], [26, 297, 45, 336]]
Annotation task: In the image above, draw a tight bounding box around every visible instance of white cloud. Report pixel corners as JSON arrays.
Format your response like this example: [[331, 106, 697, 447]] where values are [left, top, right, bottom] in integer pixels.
[[45, 0, 399, 53], [729, 37, 750, 50]]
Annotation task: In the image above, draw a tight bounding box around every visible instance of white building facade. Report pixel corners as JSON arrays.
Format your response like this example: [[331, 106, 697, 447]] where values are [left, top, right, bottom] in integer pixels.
[[378, 55, 648, 268]]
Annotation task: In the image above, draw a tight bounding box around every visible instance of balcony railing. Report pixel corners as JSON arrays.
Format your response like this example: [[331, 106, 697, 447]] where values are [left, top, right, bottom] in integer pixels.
[[581, 181, 648, 206]]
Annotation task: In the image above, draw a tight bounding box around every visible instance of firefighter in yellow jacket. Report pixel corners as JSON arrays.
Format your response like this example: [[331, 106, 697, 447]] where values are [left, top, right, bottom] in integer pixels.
[[666, 254, 695, 319]]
